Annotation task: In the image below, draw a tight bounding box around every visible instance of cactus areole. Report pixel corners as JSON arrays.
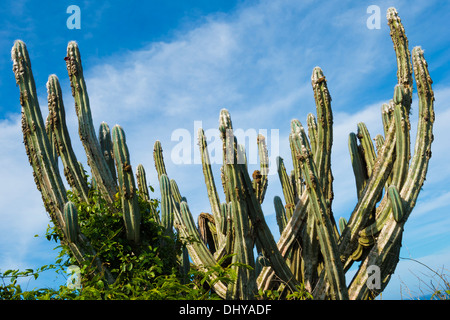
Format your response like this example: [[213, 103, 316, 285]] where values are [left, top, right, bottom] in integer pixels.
[[12, 7, 434, 300]]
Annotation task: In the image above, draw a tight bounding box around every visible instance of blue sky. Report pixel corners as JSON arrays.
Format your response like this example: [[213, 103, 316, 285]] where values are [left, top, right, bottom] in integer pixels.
[[1, 0, 450, 299]]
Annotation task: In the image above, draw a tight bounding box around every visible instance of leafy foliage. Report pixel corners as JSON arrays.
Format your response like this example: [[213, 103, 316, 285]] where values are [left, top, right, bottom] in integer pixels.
[[0, 182, 235, 300]]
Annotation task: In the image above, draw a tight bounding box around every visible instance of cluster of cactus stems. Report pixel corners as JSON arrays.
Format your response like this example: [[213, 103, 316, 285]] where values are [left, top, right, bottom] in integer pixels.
[[11, 7, 434, 300]]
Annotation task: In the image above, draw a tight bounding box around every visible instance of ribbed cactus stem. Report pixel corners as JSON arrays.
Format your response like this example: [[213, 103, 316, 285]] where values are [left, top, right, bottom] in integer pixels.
[[173, 200, 228, 298], [338, 217, 348, 235], [99, 122, 117, 183], [66, 41, 116, 203], [198, 128, 225, 245], [356, 123, 376, 178], [64, 201, 79, 243], [218, 109, 302, 296], [12, 41, 114, 284], [159, 174, 174, 234], [198, 212, 217, 252], [388, 185, 404, 222], [348, 132, 368, 199], [387, 7, 413, 102], [311, 67, 334, 209], [256, 134, 269, 203], [276, 156, 295, 220], [112, 125, 141, 243], [306, 113, 318, 156], [218, 110, 256, 299], [153, 140, 168, 180], [45, 113, 58, 169], [348, 44, 434, 300], [170, 179, 183, 203], [274, 195, 287, 234], [12, 40, 67, 225], [391, 84, 411, 189], [339, 119, 397, 270], [46, 74, 90, 203], [381, 102, 395, 138], [291, 121, 348, 300], [136, 164, 150, 201]]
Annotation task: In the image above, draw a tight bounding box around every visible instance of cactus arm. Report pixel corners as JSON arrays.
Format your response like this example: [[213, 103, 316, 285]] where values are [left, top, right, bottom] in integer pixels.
[[276, 156, 295, 220], [339, 119, 396, 269], [291, 121, 348, 300], [348, 45, 434, 300], [66, 41, 116, 203], [63, 201, 79, 243], [348, 132, 368, 199], [387, 7, 413, 101], [257, 186, 309, 288], [153, 140, 168, 180], [381, 102, 395, 138], [356, 123, 376, 178], [306, 113, 318, 157], [45, 113, 58, 169], [135, 164, 150, 201], [159, 174, 174, 234], [391, 85, 411, 189], [173, 200, 228, 298], [46, 74, 90, 203], [112, 125, 141, 243], [218, 109, 303, 296], [219, 111, 257, 299], [355, 87, 410, 242], [388, 185, 404, 223], [311, 67, 334, 211], [170, 179, 184, 203], [12, 40, 68, 226], [198, 128, 226, 245], [241, 163, 303, 295], [288, 136, 301, 201], [402, 46, 434, 207], [274, 196, 288, 234], [12, 41, 114, 283], [99, 122, 117, 183], [256, 134, 269, 203], [198, 212, 217, 253], [338, 217, 348, 235]]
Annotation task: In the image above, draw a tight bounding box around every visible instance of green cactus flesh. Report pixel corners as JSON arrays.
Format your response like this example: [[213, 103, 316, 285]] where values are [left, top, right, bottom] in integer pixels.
[[12, 7, 434, 300]]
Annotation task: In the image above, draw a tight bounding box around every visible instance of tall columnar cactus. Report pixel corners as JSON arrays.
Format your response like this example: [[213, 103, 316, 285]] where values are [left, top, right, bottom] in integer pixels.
[[12, 7, 434, 300], [46, 74, 90, 203], [11, 40, 115, 284], [152, 8, 434, 300], [66, 41, 117, 203], [11, 40, 165, 285]]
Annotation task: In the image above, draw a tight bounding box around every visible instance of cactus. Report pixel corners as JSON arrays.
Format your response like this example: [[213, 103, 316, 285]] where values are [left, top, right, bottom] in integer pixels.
[[46, 74, 90, 203], [66, 41, 116, 203], [12, 40, 115, 284], [154, 7, 433, 300], [63, 201, 79, 243], [12, 7, 433, 300], [112, 124, 141, 243]]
